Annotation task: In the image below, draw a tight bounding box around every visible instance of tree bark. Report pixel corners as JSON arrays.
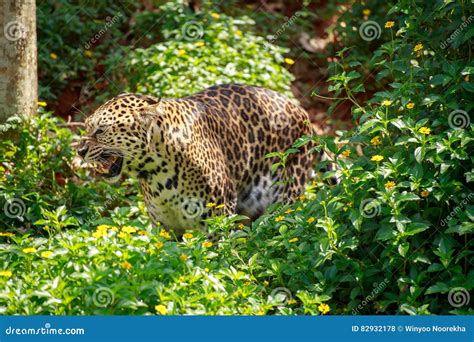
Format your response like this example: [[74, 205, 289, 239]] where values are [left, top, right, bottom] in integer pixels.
[[0, 0, 37, 123]]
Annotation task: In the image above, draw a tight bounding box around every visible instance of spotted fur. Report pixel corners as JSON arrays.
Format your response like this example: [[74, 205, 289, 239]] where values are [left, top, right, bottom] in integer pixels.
[[79, 84, 315, 234]]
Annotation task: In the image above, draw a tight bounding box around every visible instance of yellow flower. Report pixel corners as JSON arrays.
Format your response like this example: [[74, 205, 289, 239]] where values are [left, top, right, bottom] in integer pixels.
[[177, 49, 186, 56], [183, 233, 193, 239], [288, 299, 297, 304], [420, 190, 430, 198], [347, 202, 353, 207], [195, 41, 205, 47], [284, 58, 295, 65], [211, 12, 220, 19], [298, 195, 306, 201], [289, 237, 299, 243], [97, 225, 110, 232], [285, 208, 294, 214], [121, 260, 132, 270], [122, 226, 137, 234], [159, 230, 171, 239], [138, 230, 148, 236], [155, 304, 168, 315], [307, 217, 315, 224], [371, 155, 384, 162], [381, 100, 392, 106], [204, 267, 209, 272], [179, 254, 189, 261], [414, 43, 424, 52], [275, 215, 285, 222], [363, 9, 371, 16], [318, 303, 330, 314], [117, 231, 128, 239], [84, 50, 93, 58], [216, 203, 225, 209], [92, 229, 107, 239], [206, 202, 216, 208], [238, 223, 245, 230], [418, 126, 431, 135], [50, 53, 58, 60], [385, 21, 395, 28], [341, 149, 351, 157], [22, 247, 37, 254], [41, 251, 53, 258], [370, 136, 382, 146], [385, 181, 396, 190], [202, 241, 213, 248], [0, 232, 15, 237], [235, 30, 243, 36], [37, 101, 47, 107], [155, 241, 164, 249], [406, 102, 415, 109], [0, 270, 12, 278]]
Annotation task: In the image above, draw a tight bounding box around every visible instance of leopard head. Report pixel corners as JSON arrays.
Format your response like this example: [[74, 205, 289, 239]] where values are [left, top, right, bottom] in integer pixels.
[[78, 93, 161, 182]]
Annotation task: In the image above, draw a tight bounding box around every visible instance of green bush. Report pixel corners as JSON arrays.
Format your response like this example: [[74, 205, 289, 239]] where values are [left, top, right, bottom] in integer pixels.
[[114, 2, 295, 98], [302, 0, 474, 314], [37, 0, 137, 103]]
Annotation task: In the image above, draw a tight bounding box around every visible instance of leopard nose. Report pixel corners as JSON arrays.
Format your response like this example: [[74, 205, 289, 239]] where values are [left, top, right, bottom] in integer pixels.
[[78, 145, 89, 158]]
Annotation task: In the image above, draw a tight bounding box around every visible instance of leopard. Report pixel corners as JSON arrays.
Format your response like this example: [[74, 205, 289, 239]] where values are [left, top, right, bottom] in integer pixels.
[[78, 84, 316, 235]]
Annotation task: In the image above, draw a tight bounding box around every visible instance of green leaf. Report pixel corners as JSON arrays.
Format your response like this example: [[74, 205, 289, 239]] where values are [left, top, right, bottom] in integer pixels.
[[461, 82, 474, 93], [404, 222, 430, 236], [414, 146, 425, 163], [397, 193, 420, 202], [425, 282, 449, 294]]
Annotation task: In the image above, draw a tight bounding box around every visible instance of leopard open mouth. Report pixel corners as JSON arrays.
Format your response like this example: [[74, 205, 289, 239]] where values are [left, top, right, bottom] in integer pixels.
[[95, 152, 124, 179]]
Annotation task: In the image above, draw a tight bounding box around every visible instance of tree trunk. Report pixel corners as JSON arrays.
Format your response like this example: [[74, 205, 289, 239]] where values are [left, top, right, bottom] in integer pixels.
[[0, 0, 37, 123]]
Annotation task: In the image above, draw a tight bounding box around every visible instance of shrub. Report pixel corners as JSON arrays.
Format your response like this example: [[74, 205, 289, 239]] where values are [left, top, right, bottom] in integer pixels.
[[299, 0, 474, 314], [113, 2, 295, 98], [37, 0, 138, 103]]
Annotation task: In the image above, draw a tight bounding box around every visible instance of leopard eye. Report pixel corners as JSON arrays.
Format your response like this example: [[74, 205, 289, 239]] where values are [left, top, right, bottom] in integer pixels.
[[94, 127, 105, 136]]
